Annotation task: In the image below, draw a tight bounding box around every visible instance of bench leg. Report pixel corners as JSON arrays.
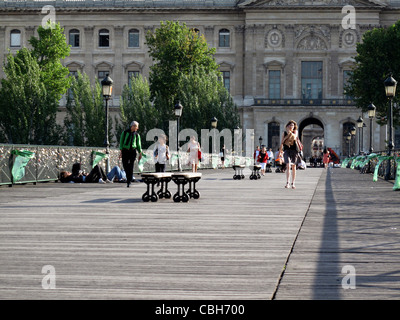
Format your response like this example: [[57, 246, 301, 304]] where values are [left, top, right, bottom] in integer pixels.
[[142, 178, 159, 202], [185, 178, 200, 199], [157, 178, 172, 199], [173, 179, 189, 202]]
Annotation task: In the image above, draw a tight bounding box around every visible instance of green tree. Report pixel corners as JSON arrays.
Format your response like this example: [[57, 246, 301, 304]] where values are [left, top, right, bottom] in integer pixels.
[[0, 48, 62, 144], [0, 21, 70, 144], [346, 20, 400, 125], [146, 21, 219, 113], [145, 20, 239, 133], [117, 74, 158, 148], [64, 71, 111, 147], [176, 66, 240, 133]]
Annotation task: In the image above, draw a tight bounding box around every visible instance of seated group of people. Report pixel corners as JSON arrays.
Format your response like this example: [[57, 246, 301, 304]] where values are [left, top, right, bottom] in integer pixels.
[[59, 163, 129, 184]]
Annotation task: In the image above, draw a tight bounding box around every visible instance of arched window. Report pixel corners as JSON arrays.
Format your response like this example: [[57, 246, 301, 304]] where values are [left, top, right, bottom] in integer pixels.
[[219, 29, 230, 47], [69, 29, 80, 47], [10, 29, 21, 47], [99, 29, 109, 47], [128, 29, 139, 48]]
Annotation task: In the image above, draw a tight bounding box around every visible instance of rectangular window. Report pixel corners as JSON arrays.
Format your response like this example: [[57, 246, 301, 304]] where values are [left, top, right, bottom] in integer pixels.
[[99, 30, 109, 47], [343, 70, 352, 99], [128, 30, 139, 48], [268, 70, 281, 99], [69, 31, 80, 48], [301, 61, 322, 100], [98, 71, 109, 82], [222, 71, 230, 92], [10, 32, 21, 47], [219, 30, 230, 47]]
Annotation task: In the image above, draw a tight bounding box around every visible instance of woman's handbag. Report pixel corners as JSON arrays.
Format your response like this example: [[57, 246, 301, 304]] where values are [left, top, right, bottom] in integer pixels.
[[295, 138, 303, 153], [198, 149, 202, 161]]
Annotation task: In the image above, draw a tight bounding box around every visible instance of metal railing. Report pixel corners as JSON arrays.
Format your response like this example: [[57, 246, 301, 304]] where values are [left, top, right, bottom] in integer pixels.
[[341, 149, 400, 185], [0, 143, 238, 186]]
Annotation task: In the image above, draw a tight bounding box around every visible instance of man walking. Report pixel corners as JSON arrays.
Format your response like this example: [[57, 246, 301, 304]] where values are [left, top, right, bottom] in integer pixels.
[[119, 121, 142, 187]]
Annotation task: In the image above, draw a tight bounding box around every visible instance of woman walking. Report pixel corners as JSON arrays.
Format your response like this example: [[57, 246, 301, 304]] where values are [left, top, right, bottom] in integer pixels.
[[279, 120, 301, 189], [187, 136, 201, 172], [322, 147, 330, 169]]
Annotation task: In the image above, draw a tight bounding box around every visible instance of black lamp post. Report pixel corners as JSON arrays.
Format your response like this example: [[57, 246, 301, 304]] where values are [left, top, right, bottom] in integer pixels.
[[346, 132, 352, 157], [368, 103, 376, 153], [174, 101, 183, 171], [259, 136, 263, 148], [101, 74, 113, 174], [357, 116, 363, 154], [211, 117, 218, 154], [384, 74, 397, 180], [350, 126, 356, 156]]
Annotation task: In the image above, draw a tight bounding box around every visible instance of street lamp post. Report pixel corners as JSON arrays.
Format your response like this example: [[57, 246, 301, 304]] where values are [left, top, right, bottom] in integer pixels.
[[211, 117, 218, 154], [351, 126, 356, 156], [357, 116, 363, 154], [259, 136, 263, 148], [101, 74, 113, 174], [174, 101, 183, 172], [346, 132, 352, 157], [384, 74, 397, 180], [368, 103, 376, 154]]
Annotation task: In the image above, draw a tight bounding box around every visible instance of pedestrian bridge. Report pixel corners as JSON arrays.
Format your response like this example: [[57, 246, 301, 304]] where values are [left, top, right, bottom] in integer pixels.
[[1, 166, 399, 301]]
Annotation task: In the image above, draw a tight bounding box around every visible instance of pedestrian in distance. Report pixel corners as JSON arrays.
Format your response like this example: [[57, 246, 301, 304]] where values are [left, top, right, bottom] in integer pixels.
[[154, 134, 170, 173], [257, 146, 269, 176], [279, 120, 301, 189], [323, 147, 330, 169], [187, 136, 201, 172], [119, 121, 143, 188]]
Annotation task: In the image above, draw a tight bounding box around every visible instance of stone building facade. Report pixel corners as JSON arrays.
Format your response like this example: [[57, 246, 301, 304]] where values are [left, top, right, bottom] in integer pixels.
[[0, 0, 399, 157]]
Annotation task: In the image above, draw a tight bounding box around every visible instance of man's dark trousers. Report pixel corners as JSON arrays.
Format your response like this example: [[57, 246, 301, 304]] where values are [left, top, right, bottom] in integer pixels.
[[122, 148, 136, 184]]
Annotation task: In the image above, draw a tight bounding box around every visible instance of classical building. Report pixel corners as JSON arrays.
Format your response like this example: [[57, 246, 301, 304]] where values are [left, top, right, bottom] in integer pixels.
[[1, 0, 399, 157]]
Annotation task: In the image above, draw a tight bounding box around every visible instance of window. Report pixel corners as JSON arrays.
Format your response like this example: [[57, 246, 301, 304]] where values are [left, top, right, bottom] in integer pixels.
[[69, 29, 80, 48], [219, 29, 230, 47], [268, 70, 281, 99], [301, 61, 322, 101], [128, 71, 140, 87], [10, 29, 21, 47], [128, 29, 139, 48], [98, 71, 109, 82], [343, 70, 352, 99], [222, 71, 230, 92], [99, 29, 109, 47]]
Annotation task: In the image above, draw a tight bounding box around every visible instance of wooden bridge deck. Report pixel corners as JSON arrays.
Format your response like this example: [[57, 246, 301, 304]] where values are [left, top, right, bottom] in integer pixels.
[[0, 166, 399, 300]]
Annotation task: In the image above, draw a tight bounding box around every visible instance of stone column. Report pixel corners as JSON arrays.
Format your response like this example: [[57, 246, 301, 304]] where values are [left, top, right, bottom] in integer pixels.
[[113, 25, 124, 99], [84, 26, 94, 86], [284, 25, 294, 98], [243, 24, 255, 106]]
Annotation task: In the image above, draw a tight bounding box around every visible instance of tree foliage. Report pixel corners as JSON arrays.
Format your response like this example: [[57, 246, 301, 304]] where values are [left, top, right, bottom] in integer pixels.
[[64, 71, 111, 147], [346, 20, 400, 125], [145, 20, 240, 135], [0, 21, 70, 144], [117, 74, 157, 148]]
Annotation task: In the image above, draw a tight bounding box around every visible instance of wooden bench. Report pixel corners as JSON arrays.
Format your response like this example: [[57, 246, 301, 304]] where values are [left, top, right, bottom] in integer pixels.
[[249, 165, 261, 180], [171, 172, 202, 202], [232, 165, 245, 180], [141, 172, 173, 202]]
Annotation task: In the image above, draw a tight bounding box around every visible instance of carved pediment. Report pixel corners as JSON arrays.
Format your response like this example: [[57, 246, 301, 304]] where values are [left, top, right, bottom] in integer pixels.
[[239, 0, 386, 7]]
